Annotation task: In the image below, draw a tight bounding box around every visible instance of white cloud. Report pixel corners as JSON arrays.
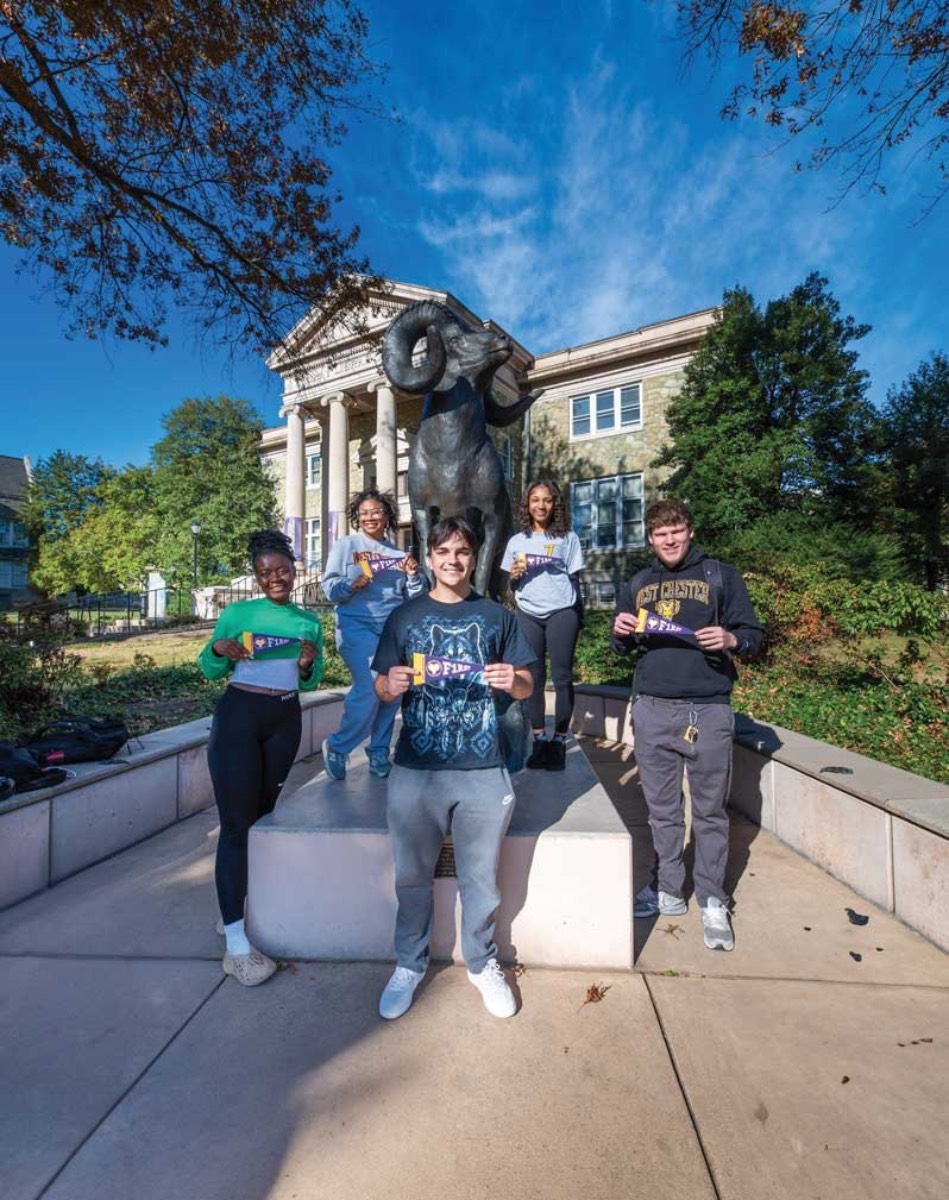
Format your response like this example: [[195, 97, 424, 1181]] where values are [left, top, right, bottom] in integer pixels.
[[402, 49, 946, 398]]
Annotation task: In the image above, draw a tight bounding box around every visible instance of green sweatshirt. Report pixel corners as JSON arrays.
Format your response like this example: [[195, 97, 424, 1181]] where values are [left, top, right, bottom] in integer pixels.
[[197, 597, 324, 691]]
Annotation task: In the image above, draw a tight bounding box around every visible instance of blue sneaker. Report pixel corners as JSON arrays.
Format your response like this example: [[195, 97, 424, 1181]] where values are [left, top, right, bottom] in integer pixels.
[[367, 750, 391, 778], [634, 884, 687, 918], [321, 737, 346, 781]]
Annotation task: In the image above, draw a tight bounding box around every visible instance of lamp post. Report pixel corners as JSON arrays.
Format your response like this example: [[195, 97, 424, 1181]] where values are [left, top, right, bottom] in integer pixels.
[[190, 523, 201, 601]]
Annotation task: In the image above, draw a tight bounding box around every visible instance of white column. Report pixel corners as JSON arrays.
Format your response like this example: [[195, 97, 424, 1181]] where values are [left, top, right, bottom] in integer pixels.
[[370, 378, 398, 498], [283, 402, 306, 564], [323, 391, 352, 557]]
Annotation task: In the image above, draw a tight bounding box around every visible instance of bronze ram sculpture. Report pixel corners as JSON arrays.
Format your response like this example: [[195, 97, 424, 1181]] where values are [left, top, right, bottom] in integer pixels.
[[381, 299, 541, 598]]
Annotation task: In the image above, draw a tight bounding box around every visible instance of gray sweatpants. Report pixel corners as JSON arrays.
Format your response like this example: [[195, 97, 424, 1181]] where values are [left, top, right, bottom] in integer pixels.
[[387, 764, 516, 974], [631, 695, 734, 905]]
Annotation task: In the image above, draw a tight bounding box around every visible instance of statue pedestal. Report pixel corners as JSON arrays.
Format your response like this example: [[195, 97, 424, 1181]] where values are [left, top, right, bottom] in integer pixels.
[[248, 738, 633, 968]]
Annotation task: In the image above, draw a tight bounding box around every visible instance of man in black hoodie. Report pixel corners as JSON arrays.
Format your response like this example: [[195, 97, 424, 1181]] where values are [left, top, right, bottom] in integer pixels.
[[611, 499, 763, 951]]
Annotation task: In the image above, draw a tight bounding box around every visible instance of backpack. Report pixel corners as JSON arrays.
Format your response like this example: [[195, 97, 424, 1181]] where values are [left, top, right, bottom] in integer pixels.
[[0, 742, 70, 793], [24, 715, 130, 767]]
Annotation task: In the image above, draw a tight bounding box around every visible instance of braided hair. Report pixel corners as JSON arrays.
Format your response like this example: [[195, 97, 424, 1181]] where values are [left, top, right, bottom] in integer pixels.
[[515, 479, 571, 537], [347, 487, 398, 533], [247, 529, 295, 568]]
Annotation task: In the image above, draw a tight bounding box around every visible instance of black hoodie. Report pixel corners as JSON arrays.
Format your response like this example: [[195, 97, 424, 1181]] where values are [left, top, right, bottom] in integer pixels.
[[610, 546, 764, 703]]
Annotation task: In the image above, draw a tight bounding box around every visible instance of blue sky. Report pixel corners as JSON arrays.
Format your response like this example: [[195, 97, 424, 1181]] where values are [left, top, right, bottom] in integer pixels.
[[2, 1, 946, 470]]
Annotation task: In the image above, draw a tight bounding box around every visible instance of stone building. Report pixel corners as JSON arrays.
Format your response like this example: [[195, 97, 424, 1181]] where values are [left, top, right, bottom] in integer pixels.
[[261, 281, 715, 605], [0, 455, 34, 610]]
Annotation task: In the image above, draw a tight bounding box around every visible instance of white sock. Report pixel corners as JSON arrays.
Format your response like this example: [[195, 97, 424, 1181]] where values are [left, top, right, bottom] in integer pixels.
[[224, 918, 251, 956], [534, 731, 548, 741]]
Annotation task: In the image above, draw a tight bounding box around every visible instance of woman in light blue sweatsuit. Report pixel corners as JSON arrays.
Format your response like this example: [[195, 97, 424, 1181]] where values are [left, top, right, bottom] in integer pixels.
[[320, 489, 425, 779]]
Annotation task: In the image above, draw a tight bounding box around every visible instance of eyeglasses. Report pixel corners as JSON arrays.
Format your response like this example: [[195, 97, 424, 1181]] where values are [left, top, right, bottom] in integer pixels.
[[256, 566, 294, 582], [358, 509, 386, 518]]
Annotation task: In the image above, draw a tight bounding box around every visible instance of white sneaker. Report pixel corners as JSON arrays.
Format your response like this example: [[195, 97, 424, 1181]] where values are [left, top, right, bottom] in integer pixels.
[[702, 896, 734, 951], [467, 958, 516, 1018], [379, 966, 425, 1019]]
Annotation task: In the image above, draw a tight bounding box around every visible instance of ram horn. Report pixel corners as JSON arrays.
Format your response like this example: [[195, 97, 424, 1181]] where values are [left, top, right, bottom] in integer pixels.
[[381, 301, 451, 394]]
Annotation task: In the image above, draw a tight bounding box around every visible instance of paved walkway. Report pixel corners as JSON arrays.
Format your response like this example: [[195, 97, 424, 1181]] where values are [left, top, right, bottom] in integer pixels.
[[2, 737, 947, 1200]]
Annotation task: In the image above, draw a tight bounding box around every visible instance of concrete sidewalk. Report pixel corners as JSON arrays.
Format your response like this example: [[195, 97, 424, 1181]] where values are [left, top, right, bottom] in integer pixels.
[[2, 737, 948, 1200]]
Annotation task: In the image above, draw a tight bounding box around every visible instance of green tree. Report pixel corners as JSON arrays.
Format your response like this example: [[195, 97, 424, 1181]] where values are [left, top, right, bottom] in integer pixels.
[[0, 1, 382, 350], [150, 395, 277, 584], [654, 273, 882, 543], [31, 466, 159, 593], [670, 0, 949, 207], [23, 450, 115, 542], [882, 352, 949, 590]]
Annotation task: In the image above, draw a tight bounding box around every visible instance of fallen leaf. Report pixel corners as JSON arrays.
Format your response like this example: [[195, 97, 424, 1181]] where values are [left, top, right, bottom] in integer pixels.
[[512, 963, 527, 977], [849, 952, 862, 962], [845, 908, 869, 926], [803, 926, 812, 932], [841, 1076, 850, 1085], [578, 982, 612, 1011], [661, 922, 683, 939]]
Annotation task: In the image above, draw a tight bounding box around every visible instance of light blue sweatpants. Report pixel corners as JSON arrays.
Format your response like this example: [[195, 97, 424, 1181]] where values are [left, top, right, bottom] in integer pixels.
[[326, 615, 399, 757]]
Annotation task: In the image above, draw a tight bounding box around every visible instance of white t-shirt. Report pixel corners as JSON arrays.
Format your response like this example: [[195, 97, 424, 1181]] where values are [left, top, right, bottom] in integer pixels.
[[501, 530, 584, 618]]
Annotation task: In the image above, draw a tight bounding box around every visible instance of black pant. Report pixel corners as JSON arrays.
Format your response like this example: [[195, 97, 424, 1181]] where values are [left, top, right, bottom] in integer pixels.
[[207, 686, 302, 924], [515, 606, 581, 735]]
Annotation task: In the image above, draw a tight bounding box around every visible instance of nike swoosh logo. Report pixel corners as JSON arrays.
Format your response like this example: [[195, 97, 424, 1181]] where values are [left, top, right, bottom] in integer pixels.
[[502, 793, 514, 807]]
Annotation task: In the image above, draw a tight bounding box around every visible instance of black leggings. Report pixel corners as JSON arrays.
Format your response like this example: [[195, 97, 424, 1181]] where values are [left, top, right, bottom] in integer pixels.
[[207, 686, 302, 924], [515, 606, 581, 735]]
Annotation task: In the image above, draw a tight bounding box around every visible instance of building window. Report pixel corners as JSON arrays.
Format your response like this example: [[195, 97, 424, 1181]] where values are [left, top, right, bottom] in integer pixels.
[[0, 519, 28, 548], [497, 434, 513, 479], [305, 518, 321, 568], [397, 470, 409, 498], [0, 560, 28, 588], [571, 474, 644, 550], [306, 452, 322, 490], [570, 383, 642, 440]]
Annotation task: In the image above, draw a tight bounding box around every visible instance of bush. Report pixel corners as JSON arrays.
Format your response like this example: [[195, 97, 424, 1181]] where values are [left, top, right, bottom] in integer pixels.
[[0, 626, 86, 740]]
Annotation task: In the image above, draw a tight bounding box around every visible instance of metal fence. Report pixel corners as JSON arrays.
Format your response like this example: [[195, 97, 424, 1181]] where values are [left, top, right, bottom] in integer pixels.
[[14, 576, 330, 639]]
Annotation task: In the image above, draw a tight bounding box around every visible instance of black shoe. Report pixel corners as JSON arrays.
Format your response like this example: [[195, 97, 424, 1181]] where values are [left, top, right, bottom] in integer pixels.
[[526, 739, 550, 769], [546, 738, 566, 771]]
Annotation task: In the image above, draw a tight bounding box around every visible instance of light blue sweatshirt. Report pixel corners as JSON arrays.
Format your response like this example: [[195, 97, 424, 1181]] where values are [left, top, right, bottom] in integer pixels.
[[321, 533, 426, 629]]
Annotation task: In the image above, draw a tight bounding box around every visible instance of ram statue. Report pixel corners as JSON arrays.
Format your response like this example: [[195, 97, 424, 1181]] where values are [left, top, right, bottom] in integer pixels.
[[381, 299, 541, 598]]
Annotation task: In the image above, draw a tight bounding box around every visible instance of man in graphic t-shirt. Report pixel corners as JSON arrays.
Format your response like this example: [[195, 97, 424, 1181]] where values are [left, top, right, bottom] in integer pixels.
[[371, 516, 535, 1020]]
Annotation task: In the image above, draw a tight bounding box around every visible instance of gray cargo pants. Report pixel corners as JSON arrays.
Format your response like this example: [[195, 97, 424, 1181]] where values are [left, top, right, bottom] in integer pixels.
[[631, 695, 734, 905]]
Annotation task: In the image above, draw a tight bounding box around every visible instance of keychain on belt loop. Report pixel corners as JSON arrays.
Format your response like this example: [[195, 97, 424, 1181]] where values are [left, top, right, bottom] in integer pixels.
[[684, 708, 699, 744]]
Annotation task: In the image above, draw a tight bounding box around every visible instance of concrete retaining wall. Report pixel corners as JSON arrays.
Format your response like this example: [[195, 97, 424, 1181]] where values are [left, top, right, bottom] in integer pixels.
[[3, 684, 947, 955], [572, 685, 949, 952], [0, 691, 345, 910]]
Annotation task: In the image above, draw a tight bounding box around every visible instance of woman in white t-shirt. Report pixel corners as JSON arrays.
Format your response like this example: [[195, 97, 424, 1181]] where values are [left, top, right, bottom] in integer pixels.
[[501, 479, 584, 770]]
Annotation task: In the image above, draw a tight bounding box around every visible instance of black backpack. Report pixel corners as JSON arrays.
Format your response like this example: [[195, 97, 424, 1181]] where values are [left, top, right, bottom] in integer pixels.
[[24, 715, 129, 767], [0, 742, 69, 793]]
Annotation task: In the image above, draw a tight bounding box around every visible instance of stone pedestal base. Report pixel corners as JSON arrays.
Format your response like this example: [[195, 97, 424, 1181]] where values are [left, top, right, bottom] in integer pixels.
[[248, 738, 633, 968]]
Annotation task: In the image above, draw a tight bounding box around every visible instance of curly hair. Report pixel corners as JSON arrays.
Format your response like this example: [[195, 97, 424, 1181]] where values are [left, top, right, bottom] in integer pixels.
[[645, 499, 693, 535], [247, 529, 295, 567], [515, 479, 570, 537], [346, 487, 398, 533]]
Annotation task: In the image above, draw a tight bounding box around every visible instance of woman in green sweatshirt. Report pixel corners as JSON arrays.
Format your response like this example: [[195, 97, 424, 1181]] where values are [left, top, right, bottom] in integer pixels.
[[198, 529, 323, 986]]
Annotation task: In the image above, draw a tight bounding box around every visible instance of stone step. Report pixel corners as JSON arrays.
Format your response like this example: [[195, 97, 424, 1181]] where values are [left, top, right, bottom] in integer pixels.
[[248, 737, 633, 968]]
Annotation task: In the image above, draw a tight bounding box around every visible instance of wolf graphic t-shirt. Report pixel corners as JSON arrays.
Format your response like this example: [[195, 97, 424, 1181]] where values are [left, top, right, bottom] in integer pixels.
[[371, 592, 535, 770]]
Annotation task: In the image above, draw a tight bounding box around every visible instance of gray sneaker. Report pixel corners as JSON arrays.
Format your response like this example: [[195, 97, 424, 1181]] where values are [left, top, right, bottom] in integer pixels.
[[634, 884, 687, 918], [379, 966, 425, 1019], [701, 896, 734, 951], [322, 737, 346, 781]]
